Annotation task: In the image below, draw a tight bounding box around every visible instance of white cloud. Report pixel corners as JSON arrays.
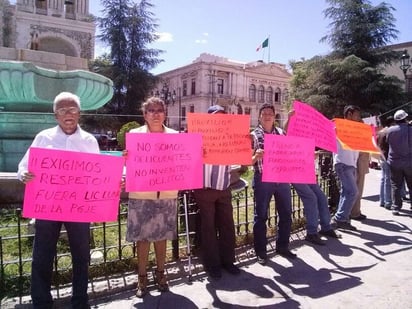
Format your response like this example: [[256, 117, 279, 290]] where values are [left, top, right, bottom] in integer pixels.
[[195, 33, 209, 44], [156, 32, 173, 42], [195, 39, 208, 44]]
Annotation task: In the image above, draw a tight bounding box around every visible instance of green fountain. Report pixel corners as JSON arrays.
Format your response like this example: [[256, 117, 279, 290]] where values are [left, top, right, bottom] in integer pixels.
[[0, 60, 113, 206]]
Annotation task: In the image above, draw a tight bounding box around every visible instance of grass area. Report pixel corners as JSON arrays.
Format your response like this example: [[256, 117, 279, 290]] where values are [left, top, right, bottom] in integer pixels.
[[0, 167, 311, 299]]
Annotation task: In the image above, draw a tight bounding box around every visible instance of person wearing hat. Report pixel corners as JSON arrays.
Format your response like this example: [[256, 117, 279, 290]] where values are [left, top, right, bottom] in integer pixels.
[[251, 103, 296, 264], [385, 109, 412, 215], [192, 104, 240, 279]]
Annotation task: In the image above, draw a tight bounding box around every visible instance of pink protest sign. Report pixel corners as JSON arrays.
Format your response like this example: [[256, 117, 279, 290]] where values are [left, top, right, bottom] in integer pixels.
[[287, 100, 337, 153], [262, 134, 316, 184], [23, 147, 124, 222], [187, 113, 252, 165], [125, 133, 203, 192]]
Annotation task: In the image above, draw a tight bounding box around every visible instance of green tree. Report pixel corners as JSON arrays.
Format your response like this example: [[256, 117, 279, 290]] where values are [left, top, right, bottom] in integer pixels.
[[321, 0, 399, 66], [95, 0, 163, 115], [290, 0, 405, 117]]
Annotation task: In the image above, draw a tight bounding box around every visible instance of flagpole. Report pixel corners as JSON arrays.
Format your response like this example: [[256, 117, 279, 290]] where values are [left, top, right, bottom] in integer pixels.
[[268, 35, 270, 63]]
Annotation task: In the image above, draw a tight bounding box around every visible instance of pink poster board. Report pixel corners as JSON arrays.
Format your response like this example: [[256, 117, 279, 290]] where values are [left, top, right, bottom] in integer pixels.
[[287, 100, 337, 153], [262, 135, 316, 184], [125, 133, 203, 192], [187, 113, 252, 165], [23, 147, 124, 222]]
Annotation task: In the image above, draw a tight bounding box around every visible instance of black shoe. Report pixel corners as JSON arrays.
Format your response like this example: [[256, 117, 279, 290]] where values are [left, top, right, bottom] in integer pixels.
[[207, 266, 222, 279], [257, 255, 267, 265], [332, 217, 357, 231], [351, 214, 367, 221], [319, 229, 342, 239], [305, 233, 326, 245], [223, 263, 240, 275], [276, 248, 297, 259]]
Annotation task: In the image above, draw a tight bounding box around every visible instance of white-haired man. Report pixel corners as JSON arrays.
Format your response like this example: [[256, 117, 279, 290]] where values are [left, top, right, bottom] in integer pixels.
[[17, 92, 99, 309]]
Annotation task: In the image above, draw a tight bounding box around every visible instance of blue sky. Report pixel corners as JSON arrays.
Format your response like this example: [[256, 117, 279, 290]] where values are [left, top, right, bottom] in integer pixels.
[[78, 1, 412, 74]]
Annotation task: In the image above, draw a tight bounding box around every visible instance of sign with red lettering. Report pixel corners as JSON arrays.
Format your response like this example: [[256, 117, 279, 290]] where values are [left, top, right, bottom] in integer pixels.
[[23, 147, 124, 222], [287, 100, 337, 153], [334, 118, 380, 153], [125, 133, 203, 192], [187, 113, 252, 165], [262, 135, 316, 184]]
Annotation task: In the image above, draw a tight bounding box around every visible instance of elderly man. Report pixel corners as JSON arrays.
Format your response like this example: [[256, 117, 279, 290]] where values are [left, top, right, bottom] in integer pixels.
[[385, 109, 412, 215], [17, 92, 99, 309]]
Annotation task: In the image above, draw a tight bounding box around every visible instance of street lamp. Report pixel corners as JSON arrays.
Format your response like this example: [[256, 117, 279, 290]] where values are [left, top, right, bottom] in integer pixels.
[[400, 49, 411, 92], [158, 83, 175, 126], [400, 49, 411, 77]]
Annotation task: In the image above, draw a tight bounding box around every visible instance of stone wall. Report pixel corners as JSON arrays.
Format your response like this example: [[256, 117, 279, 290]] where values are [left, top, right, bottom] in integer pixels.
[[0, 46, 88, 70]]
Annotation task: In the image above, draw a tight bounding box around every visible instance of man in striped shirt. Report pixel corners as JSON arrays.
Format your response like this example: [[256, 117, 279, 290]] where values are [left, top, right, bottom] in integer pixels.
[[193, 105, 240, 279], [251, 103, 296, 265]]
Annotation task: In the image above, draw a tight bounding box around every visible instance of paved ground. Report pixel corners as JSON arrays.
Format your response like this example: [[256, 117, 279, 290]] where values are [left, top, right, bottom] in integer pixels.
[[4, 168, 412, 309]]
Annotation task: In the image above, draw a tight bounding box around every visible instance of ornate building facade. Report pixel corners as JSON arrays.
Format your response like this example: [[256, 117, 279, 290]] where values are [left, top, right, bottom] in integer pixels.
[[0, 0, 95, 70], [384, 41, 412, 94], [154, 53, 291, 131]]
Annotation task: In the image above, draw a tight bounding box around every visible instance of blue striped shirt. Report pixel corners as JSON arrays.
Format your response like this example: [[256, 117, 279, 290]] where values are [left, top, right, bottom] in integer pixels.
[[203, 164, 231, 190]]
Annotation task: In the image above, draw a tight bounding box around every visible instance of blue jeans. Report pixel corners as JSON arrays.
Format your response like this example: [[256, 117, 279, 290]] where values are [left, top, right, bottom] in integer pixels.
[[334, 163, 358, 222], [380, 160, 392, 207], [293, 183, 332, 234], [31, 220, 90, 309], [253, 173, 292, 258]]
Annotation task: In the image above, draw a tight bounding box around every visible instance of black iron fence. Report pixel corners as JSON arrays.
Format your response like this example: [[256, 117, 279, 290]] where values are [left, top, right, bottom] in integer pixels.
[[0, 152, 339, 302]]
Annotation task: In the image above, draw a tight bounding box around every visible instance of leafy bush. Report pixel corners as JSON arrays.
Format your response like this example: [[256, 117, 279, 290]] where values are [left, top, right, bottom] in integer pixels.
[[116, 121, 140, 149]]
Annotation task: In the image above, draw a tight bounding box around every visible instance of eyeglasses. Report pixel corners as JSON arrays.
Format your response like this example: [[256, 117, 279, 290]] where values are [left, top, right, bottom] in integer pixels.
[[55, 107, 80, 116], [146, 108, 165, 114], [261, 112, 275, 116]]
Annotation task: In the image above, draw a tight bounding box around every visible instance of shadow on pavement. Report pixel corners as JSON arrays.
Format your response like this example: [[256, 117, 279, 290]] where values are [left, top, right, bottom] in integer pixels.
[[204, 268, 300, 309]]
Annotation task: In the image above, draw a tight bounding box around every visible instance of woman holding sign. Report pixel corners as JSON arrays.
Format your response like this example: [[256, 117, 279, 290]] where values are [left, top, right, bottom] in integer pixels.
[[125, 97, 178, 298]]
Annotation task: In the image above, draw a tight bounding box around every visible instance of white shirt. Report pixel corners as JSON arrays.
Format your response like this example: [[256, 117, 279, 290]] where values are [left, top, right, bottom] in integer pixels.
[[333, 140, 359, 168], [17, 125, 100, 181]]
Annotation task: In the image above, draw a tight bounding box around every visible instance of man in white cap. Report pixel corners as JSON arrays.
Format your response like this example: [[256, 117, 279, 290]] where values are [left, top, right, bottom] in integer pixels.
[[385, 109, 412, 215], [193, 104, 240, 279]]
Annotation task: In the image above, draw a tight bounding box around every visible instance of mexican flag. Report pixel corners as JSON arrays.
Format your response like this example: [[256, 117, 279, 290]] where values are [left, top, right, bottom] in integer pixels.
[[256, 38, 269, 51]]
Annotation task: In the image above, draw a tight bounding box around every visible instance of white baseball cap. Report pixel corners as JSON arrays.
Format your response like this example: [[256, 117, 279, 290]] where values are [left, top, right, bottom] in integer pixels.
[[394, 109, 408, 121]]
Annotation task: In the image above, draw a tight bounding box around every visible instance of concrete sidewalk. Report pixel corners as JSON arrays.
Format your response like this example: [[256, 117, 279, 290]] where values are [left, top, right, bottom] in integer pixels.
[[7, 168, 412, 308]]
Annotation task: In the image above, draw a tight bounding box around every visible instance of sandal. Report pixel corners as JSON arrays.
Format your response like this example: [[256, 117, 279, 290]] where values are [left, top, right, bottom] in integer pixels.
[[155, 270, 169, 292], [136, 274, 148, 298]]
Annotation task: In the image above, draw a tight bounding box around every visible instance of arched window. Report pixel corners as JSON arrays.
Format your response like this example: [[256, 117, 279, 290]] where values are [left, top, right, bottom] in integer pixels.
[[266, 86, 273, 103], [258, 85, 265, 103], [249, 84, 256, 102], [274, 87, 281, 103]]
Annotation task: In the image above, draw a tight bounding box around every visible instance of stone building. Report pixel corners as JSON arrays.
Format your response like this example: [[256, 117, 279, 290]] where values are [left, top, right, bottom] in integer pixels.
[[154, 53, 291, 131], [0, 0, 95, 70], [384, 41, 412, 93]]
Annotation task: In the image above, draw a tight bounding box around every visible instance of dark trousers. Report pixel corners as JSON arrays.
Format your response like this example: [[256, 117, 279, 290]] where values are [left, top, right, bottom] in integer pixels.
[[193, 188, 236, 269], [390, 164, 412, 210], [31, 220, 90, 309], [253, 173, 292, 258]]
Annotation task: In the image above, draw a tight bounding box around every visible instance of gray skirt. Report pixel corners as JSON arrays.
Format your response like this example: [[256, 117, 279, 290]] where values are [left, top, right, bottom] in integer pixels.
[[126, 198, 177, 242]]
